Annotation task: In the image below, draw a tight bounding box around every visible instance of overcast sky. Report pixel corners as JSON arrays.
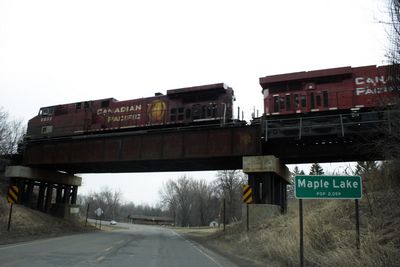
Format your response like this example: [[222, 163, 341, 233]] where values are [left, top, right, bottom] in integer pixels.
[[0, 0, 390, 205]]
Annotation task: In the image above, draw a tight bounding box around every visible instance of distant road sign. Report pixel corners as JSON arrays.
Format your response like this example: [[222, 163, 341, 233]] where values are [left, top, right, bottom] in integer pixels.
[[295, 175, 362, 199], [94, 208, 103, 216], [243, 185, 253, 204], [7, 185, 18, 204]]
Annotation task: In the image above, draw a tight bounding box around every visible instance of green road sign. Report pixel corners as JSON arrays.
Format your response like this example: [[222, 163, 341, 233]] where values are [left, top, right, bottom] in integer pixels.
[[295, 175, 362, 199]]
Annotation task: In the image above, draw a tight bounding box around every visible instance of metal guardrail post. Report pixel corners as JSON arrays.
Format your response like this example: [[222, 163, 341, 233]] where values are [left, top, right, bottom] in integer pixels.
[[340, 114, 344, 137], [298, 118, 302, 140]]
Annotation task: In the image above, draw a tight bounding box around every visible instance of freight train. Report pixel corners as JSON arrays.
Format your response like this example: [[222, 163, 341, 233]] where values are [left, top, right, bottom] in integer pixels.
[[259, 65, 398, 140], [26, 64, 398, 141], [26, 83, 235, 140]]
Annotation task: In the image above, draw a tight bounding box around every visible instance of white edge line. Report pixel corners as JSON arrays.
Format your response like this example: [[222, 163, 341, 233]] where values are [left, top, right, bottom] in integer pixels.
[[169, 229, 223, 267]]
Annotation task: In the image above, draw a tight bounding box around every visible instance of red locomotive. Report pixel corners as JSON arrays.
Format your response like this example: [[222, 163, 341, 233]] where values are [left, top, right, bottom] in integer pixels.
[[259, 65, 398, 140], [260, 65, 397, 117], [26, 83, 235, 140]]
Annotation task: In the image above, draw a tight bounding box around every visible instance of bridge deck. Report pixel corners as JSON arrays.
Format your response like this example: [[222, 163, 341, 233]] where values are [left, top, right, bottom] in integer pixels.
[[23, 124, 262, 173]]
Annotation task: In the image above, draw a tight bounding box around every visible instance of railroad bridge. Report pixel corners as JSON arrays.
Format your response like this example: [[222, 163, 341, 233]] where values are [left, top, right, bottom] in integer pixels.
[[4, 109, 395, 218]]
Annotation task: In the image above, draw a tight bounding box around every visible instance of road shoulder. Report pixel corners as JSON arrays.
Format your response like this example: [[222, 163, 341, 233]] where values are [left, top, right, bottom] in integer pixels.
[[172, 227, 260, 267]]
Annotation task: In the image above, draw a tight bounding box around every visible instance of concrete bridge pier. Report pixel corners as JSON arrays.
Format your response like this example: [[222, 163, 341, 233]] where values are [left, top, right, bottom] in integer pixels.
[[5, 166, 81, 218], [242, 156, 290, 225]]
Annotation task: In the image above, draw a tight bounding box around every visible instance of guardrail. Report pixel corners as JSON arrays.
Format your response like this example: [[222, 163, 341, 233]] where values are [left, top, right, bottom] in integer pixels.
[[264, 110, 400, 141]]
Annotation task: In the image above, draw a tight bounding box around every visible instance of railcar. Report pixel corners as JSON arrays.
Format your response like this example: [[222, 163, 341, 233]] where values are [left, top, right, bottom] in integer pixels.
[[260, 65, 397, 116], [26, 83, 235, 140], [259, 65, 399, 140]]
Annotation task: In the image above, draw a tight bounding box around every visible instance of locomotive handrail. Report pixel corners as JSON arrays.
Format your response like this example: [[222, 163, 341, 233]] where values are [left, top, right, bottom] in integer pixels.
[[24, 120, 249, 144], [264, 109, 399, 140]]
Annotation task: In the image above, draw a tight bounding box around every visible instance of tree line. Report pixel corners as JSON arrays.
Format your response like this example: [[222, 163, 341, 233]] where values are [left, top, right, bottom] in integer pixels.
[[0, 107, 25, 156], [79, 171, 245, 227], [159, 171, 245, 227]]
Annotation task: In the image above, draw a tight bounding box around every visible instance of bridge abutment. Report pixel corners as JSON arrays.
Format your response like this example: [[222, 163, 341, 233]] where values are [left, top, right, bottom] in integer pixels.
[[5, 166, 81, 218], [242, 156, 290, 226]]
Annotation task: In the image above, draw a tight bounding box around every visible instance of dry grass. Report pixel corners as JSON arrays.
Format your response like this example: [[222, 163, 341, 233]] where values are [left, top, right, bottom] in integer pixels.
[[182, 169, 400, 267], [0, 193, 95, 245]]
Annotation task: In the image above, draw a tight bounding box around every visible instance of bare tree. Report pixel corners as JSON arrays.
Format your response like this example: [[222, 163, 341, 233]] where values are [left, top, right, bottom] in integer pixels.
[[373, 1, 400, 179], [159, 175, 194, 226], [214, 170, 245, 223], [190, 179, 217, 226], [159, 179, 179, 225], [80, 187, 122, 220], [0, 107, 25, 156], [159, 175, 221, 226]]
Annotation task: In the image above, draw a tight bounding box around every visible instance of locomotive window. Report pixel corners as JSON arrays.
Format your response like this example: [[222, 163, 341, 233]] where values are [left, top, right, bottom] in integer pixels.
[[285, 95, 291, 111], [279, 96, 285, 110], [84, 102, 90, 109], [207, 104, 217, 118], [101, 100, 110, 108], [310, 93, 315, 109], [294, 94, 299, 108], [170, 108, 176, 121], [211, 104, 217, 117], [301, 95, 306, 108], [323, 91, 329, 107], [178, 108, 184, 121], [273, 96, 279, 112], [41, 126, 53, 134], [201, 105, 207, 119], [316, 95, 322, 107], [192, 104, 201, 120], [39, 107, 54, 116], [76, 103, 82, 111]]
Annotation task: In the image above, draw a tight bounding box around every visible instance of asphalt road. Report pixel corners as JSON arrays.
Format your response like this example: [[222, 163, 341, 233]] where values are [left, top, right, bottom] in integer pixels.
[[0, 222, 237, 267]]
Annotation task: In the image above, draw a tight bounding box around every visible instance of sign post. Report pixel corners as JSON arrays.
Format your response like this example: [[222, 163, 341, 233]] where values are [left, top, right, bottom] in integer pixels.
[[85, 203, 90, 227], [295, 175, 362, 266], [243, 185, 253, 232], [6, 185, 19, 231], [94, 208, 103, 229], [299, 199, 304, 267]]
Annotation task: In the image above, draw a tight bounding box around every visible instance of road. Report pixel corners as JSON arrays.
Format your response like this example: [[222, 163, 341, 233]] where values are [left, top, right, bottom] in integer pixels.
[[0, 222, 236, 267]]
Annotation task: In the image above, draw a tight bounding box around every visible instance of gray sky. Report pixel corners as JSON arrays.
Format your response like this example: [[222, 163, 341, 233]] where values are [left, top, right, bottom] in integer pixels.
[[0, 0, 389, 205]]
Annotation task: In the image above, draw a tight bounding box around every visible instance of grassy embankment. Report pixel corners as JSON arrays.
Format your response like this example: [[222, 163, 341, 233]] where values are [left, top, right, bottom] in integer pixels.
[[0, 193, 95, 245], [181, 166, 400, 267]]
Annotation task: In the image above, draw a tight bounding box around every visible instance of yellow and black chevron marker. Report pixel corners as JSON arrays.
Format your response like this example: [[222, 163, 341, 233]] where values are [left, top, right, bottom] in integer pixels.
[[243, 184, 252, 204], [7, 185, 19, 204]]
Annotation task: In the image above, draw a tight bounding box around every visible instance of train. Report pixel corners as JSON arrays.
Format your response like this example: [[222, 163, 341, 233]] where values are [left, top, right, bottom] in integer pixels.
[[259, 65, 398, 140], [26, 83, 235, 140], [26, 64, 398, 141], [260, 65, 397, 117]]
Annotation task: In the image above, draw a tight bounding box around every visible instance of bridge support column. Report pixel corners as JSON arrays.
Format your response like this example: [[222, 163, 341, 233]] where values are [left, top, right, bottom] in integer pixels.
[[5, 166, 81, 218], [56, 185, 63, 204], [243, 156, 290, 214], [71, 186, 78, 205], [37, 181, 46, 211], [25, 180, 35, 208], [44, 184, 54, 213], [63, 185, 71, 204]]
